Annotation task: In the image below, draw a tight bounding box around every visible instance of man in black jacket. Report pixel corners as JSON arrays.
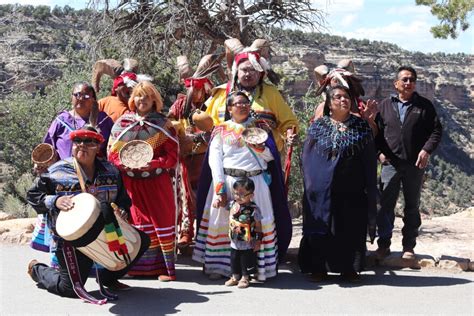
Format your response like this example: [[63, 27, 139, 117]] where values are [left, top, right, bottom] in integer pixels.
[[375, 66, 442, 260]]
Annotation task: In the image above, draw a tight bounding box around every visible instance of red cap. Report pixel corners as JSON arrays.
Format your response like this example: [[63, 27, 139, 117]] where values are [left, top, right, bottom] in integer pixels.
[[69, 129, 105, 144]]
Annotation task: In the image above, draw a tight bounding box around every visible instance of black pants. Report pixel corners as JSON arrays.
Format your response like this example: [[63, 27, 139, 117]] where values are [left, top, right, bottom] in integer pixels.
[[230, 248, 256, 277], [32, 229, 150, 298], [377, 163, 424, 250]]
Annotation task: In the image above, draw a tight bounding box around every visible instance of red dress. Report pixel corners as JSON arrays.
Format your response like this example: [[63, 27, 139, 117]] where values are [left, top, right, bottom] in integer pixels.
[[108, 111, 178, 278]]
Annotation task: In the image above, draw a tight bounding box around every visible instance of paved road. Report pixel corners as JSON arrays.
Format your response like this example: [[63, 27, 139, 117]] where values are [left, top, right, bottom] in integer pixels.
[[1, 244, 473, 315]]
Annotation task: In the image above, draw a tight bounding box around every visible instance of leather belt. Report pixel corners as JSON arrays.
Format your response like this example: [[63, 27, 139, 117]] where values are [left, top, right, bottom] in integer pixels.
[[126, 168, 163, 179], [224, 168, 263, 177]]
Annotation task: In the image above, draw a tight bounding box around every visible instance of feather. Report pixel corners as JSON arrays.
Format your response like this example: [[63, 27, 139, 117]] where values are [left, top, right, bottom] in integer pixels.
[[225, 38, 244, 79], [259, 56, 271, 72], [337, 59, 355, 73], [250, 39, 271, 59], [91, 59, 122, 93], [315, 77, 331, 96], [267, 70, 280, 85], [332, 71, 349, 89], [177, 56, 194, 80], [123, 58, 139, 73], [89, 101, 99, 129], [314, 65, 329, 83], [136, 74, 153, 82], [194, 53, 224, 78], [248, 53, 264, 73]]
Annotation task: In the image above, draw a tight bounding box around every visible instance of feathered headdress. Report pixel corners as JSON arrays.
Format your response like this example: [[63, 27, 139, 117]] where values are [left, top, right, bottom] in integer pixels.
[[224, 38, 280, 94], [91, 58, 153, 95], [314, 59, 365, 98], [176, 53, 225, 118]]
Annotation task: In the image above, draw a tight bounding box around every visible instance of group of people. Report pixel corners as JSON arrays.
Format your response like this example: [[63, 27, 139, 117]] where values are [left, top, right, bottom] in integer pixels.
[[26, 39, 442, 301]]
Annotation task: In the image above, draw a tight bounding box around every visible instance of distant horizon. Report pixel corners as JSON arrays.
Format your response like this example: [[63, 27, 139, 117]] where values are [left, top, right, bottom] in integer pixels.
[[1, 0, 472, 54]]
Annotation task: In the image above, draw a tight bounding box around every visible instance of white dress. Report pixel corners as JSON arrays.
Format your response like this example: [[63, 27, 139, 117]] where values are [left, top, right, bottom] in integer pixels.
[[192, 118, 278, 280]]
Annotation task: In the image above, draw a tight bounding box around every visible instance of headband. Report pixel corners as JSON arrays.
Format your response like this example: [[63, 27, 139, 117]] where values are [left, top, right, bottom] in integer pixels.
[[234, 52, 261, 67], [184, 77, 212, 89], [69, 129, 105, 144]]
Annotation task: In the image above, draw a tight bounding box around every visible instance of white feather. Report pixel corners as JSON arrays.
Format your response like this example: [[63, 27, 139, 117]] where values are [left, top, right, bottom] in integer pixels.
[[331, 70, 349, 89], [137, 74, 153, 82], [248, 53, 264, 73], [259, 56, 271, 72]]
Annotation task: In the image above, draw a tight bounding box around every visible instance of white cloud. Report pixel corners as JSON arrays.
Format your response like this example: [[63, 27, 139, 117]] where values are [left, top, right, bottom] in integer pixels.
[[0, 0, 52, 5], [340, 13, 357, 27], [311, 0, 364, 14], [385, 4, 431, 16]]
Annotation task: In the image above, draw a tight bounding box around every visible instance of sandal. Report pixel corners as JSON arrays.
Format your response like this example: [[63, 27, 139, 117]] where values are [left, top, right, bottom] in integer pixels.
[[225, 277, 239, 286], [237, 278, 250, 289]]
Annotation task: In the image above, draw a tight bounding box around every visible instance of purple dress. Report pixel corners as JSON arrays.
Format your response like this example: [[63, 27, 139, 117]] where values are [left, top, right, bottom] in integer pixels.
[[43, 110, 113, 159]]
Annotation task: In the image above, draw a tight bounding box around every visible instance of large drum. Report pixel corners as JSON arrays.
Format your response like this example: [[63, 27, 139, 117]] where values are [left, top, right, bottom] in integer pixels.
[[56, 193, 141, 271]]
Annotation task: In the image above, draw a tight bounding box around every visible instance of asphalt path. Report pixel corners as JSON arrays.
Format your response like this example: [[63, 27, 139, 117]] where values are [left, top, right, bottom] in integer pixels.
[[1, 244, 473, 315]]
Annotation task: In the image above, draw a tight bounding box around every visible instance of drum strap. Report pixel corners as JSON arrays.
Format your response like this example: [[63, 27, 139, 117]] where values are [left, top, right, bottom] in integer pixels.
[[73, 158, 87, 193], [62, 242, 108, 305], [96, 268, 119, 301], [73, 158, 132, 265]]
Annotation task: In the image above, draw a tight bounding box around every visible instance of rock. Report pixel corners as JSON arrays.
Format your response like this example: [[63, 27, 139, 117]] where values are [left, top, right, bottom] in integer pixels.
[[0, 212, 16, 221], [438, 257, 470, 271], [0, 218, 36, 231], [418, 258, 436, 268], [469, 261, 474, 271], [0, 227, 10, 234], [0, 218, 36, 245], [380, 254, 421, 270]]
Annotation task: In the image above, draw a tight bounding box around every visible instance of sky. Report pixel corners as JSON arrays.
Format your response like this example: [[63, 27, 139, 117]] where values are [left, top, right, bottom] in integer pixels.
[[1, 0, 472, 54]]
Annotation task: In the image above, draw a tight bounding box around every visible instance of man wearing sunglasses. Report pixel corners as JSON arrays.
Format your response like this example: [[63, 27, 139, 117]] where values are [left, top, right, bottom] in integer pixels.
[[375, 66, 442, 261], [27, 126, 150, 301]]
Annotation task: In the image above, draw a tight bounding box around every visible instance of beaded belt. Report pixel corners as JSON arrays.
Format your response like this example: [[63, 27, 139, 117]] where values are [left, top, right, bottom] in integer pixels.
[[126, 168, 163, 179], [224, 168, 263, 177]]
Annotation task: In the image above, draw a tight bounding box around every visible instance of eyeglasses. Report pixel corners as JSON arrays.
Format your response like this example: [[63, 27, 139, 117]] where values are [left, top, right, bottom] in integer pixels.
[[233, 192, 252, 198], [72, 138, 99, 146], [232, 102, 250, 108], [332, 94, 350, 101], [72, 92, 92, 100], [399, 77, 416, 83]]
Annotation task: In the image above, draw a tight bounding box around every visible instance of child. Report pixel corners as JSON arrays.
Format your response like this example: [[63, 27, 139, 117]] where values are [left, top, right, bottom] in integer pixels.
[[225, 177, 263, 289]]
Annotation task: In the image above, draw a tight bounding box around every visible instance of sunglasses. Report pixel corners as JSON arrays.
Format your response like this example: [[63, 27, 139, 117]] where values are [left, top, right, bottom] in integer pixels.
[[72, 92, 92, 100], [72, 138, 99, 146], [399, 77, 416, 83]]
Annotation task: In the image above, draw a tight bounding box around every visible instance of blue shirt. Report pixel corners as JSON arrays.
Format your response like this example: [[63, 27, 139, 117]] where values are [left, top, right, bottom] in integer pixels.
[[393, 95, 413, 124]]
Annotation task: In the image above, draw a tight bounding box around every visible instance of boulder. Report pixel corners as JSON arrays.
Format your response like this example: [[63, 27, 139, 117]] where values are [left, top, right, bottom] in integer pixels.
[[0, 212, 16, 221], [438, 257, 470, 272]]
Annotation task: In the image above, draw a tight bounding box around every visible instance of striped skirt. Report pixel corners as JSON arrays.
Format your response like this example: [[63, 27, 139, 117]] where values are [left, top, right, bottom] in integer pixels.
[[193, 174, 278, 281], [127, 223, 176, 278]]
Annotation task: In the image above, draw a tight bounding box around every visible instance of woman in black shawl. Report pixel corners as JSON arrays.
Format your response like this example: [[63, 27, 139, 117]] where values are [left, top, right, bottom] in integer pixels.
[[298, 85, 377, 282]]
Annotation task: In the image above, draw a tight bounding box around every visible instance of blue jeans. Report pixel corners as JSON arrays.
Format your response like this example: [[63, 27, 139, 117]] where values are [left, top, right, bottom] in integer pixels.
[[376, 163, 424, 250]]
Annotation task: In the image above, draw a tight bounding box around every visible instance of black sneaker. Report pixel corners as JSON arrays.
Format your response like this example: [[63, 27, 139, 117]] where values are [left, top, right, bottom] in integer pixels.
[[105, 280, 131, 291]]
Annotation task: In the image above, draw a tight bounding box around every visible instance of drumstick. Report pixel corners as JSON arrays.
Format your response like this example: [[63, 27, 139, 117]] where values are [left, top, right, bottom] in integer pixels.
[[111, 203, 128, 220]]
